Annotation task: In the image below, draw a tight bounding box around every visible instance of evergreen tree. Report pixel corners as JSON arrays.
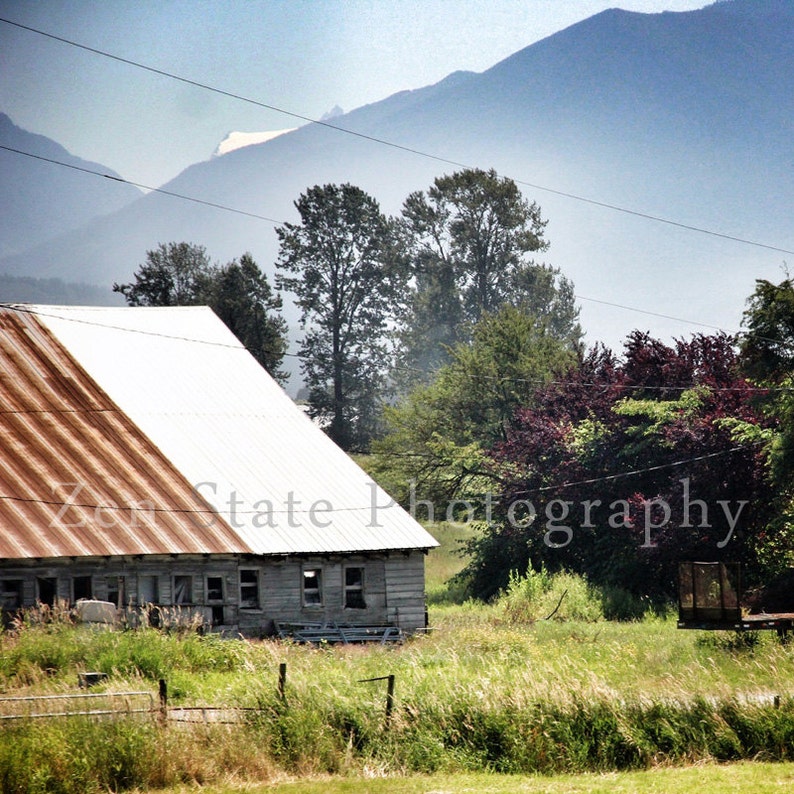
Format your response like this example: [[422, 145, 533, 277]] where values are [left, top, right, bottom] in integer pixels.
[[114, 243, 288, 382]]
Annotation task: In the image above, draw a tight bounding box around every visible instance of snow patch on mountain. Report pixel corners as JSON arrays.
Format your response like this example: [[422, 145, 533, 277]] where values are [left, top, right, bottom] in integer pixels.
[[213, 129, 296, 156]]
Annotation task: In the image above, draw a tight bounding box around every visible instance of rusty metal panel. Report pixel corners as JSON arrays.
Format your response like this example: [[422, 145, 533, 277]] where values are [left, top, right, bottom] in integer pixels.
[[0, 310, 250, 559], [31, 305, 438, 556]]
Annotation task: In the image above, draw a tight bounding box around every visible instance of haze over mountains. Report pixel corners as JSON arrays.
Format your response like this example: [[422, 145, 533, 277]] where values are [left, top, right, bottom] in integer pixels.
[[1, 0, 792, 350], [0, 113, 142, 261]]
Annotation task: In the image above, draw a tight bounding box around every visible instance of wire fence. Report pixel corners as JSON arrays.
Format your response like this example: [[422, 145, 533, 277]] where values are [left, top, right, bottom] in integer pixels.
[[0, 689, 155, 722], [0, 668, 399, 728]]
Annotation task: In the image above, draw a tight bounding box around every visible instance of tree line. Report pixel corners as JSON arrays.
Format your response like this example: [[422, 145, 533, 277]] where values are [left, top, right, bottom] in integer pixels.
[[114, 168, 794, 604], [115, 168, 580, 451]]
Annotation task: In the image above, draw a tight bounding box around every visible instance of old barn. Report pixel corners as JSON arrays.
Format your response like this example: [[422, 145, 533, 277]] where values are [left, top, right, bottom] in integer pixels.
[[0, 304, 437, 636]]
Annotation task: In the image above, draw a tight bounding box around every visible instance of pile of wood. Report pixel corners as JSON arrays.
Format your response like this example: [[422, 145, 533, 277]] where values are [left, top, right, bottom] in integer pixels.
[[275, 622, 403, 645]]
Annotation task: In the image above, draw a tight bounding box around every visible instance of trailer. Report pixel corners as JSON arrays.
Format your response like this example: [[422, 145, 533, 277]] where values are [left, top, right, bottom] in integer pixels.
[[677, 561, 793, 640]]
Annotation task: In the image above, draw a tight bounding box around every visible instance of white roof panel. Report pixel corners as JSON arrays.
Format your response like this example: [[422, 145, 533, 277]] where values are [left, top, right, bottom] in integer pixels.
[[34, 305, 437, 555]]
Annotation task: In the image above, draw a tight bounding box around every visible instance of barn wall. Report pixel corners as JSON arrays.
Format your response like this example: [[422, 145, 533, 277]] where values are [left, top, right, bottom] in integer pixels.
[[0, 550, 428, 635], [384, 551, 428, 632]]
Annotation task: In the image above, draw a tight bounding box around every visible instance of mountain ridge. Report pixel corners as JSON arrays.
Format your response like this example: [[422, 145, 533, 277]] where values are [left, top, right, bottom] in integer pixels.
[[0, 113, 142, 260], [1, 0, 791, 350]]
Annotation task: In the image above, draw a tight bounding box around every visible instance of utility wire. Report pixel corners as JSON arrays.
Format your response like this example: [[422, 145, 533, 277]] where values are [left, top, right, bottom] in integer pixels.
[[2, 302, 793, 394], [0, 144, 283, 225], [504, 443, 762, 499], [574, 294, 732, 333], [2, 144, 787, 353], [0, 490, 392, 516], [0, 300, 298, 355], [6, 142, 791, 354], [2, 15, 794, 257], [0, 444, 763, 514]]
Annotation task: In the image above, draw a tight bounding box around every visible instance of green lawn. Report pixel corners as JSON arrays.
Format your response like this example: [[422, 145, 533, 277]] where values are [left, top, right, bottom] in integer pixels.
[[166, 762, 794, 793]]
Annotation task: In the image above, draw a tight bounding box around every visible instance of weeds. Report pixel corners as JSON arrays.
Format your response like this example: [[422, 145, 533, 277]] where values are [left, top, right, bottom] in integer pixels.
[[499, 565, 655, 623], [0, 540, 792, 791]]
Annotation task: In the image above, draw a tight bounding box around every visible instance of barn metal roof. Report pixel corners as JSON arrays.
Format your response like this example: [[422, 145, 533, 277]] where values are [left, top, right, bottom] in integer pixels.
[[2, 305, 436, 559], [0, 309, 251, 559]]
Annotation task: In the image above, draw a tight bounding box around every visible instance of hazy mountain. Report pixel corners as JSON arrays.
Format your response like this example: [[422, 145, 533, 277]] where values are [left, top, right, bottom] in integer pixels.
[[0, 273, 117, 306], [1, 0, 793, 349], [0, 113, 142, 260]]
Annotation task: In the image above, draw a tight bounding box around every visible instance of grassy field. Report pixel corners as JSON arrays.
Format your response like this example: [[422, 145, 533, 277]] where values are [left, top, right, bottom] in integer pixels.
[[170, 762, 794, 793], [0, 523, 792, 793]]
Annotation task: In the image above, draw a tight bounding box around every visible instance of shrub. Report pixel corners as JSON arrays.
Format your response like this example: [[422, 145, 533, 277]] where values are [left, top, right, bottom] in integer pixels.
[[499, 566, 604, 623]]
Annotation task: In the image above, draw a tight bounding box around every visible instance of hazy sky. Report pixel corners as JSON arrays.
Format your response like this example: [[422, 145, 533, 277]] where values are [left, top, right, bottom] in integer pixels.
[[1, 1, 709, 187]]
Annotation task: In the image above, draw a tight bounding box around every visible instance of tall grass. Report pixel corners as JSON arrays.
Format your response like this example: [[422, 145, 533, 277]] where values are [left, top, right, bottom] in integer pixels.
[[1, 679, 792, 791], [0, 526, 792, 790], [498, 566, 659, 623], [1, 607, 793, 790]]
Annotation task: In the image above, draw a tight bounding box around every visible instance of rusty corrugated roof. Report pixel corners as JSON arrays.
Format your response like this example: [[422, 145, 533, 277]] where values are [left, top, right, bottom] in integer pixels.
[[0, 310, 251, 559], [33, 305, 438, 556]]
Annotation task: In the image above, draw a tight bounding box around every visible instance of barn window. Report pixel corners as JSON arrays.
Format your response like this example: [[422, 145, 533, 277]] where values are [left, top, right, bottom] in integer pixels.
[[1, 579, 23, 610], [206, 576, 224, 602], [173, 575, 193, 605], [239, 569, 260, 609], [106, 576, 125, 607], [138, 575, 159, 605], [206, 577, 225, 625], [302, 568, 323, 606], [73, 576, 92, 602], [344, 567, 366, 609], [37, 577, 57, 606]]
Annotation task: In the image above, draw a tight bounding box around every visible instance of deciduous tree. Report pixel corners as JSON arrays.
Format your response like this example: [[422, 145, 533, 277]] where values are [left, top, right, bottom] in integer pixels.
[[276, 184, 407, 451], [372, 305, 576, 508], [113, 242, 216, 306], [460, 333, 774, 602], [396, 168, 580, 383]]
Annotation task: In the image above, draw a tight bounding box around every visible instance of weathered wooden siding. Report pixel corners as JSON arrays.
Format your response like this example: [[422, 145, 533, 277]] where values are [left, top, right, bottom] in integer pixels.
[[0, 550, 428, 634], [384, 552, 428, 632]]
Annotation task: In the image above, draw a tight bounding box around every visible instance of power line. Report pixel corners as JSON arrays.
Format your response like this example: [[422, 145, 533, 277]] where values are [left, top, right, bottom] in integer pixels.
[[0, 17, 472, 172], [0, 144, 283, 225], [506, 444, 762, 499], [3, 142, 793, 356], [2, 15, 794, 257], [0, 490, 393, 516], [5, 139, 789, 354], [574, 294, 732, 333], [2, 302, 791, 394], [1, 301, 300, 360]]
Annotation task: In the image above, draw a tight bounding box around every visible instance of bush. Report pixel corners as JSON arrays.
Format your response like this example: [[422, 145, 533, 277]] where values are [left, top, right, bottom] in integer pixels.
[[499, 567, 604, 623], [499, 567, 659, 623]]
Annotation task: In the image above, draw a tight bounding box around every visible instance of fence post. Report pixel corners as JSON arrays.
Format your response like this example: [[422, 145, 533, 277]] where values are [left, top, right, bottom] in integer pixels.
[[278, 662, 287, 704], [159, 678, 168, 723], [385, 674, 395, 727], [358, 674, 395, 730]]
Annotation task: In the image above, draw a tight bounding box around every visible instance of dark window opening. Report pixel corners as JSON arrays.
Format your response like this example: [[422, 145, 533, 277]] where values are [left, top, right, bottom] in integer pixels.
[[239, 569, 260, 610], [303, 568, 323, 606], [106, 576, 125, 607], [37, 577, 57, 606], [1, 579, 23, 610], [211, 605, 224, 625], [344, 567, 366, 609], [73, 576, 92, 602], [206, 576, 224, 602]]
